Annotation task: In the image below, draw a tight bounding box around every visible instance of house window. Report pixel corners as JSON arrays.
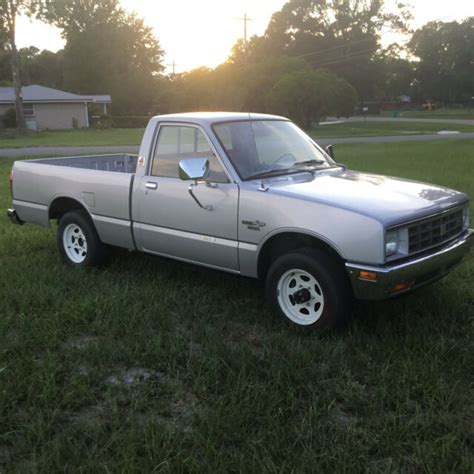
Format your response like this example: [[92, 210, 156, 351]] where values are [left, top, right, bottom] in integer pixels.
[[23, 104, 35, 116]]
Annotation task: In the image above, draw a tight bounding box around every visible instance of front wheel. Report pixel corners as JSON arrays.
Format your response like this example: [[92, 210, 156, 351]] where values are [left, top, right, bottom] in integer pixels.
[[265, 249, 353, 330], [57, 210, 108, 267]]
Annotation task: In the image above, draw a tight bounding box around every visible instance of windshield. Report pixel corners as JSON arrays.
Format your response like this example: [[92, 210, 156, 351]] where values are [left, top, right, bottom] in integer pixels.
[[213, 120, 335, 180]]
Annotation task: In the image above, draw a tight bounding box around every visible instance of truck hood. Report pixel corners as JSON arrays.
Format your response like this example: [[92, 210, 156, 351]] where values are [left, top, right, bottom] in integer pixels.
[[266, 169, 469, 227]]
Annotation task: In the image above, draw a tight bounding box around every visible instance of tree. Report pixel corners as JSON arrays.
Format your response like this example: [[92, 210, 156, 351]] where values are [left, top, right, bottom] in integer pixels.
[[0, 0, 31, 129], [409, 18, 474, 104], [23, 48, 63, 88], [36, 0, 165, 114], [265, 69, 357, 127], [230, 0, 412, 100]]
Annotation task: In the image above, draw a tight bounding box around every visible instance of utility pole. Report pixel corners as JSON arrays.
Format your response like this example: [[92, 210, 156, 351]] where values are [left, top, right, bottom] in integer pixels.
[[167, 60, 177, 75], [237, 13, 251, 49]]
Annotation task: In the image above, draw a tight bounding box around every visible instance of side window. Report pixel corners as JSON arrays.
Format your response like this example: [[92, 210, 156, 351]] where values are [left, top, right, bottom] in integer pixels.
[[152, 125, 228, 182]]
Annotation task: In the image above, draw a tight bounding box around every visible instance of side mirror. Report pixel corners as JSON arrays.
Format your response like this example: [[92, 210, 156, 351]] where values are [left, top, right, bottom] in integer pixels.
[[178, 158, 213, 211], [325, 144, 335, 159], [178, 158, 210, 182]]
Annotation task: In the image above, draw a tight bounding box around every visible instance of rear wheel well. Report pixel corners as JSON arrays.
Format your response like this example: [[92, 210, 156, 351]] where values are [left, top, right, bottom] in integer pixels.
[[257, 232, 345, 280], [49, 197, 88, 222]]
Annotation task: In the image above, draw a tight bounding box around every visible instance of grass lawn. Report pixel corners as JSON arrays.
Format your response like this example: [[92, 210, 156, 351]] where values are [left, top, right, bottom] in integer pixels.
[[311, 120, 474, 139], [1, 120, 474, 149], [1, 140, 473, 471], [0, 128, 144, 148]]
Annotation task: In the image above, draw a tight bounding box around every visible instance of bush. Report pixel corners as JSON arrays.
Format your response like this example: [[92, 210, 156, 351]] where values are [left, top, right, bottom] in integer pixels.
[[91, 114, 113, 129], [2, 108, 17, 129], [265, 69, 358, 127], [111, 116, 150, 128]]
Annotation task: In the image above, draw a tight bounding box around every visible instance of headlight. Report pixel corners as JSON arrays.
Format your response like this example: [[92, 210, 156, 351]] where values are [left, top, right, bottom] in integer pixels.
[[385, 230, 399, 257]]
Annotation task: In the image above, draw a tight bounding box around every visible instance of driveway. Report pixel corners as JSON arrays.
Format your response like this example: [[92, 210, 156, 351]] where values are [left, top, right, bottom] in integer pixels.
[[1, 133, 474, 157]]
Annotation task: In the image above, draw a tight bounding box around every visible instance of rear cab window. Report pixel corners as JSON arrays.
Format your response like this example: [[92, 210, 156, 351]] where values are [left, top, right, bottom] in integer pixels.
[[152, 124, 228, 182]]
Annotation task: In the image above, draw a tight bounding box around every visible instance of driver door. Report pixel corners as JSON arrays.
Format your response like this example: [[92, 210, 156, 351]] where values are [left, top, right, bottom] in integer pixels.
[[135, 123, 240, 272]]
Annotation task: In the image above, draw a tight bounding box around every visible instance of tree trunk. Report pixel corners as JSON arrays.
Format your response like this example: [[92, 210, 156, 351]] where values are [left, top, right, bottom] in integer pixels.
[[10, 45, 26, 130], [7, 1, 26, 130]]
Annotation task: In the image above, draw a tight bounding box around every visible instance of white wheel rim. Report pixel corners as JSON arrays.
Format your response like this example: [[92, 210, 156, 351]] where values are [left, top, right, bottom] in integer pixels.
[[63, 223, 88, 264], [277, 269, 325, 325]]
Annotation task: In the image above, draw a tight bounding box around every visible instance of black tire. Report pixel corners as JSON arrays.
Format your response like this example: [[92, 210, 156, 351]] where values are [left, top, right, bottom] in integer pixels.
[[265, 248, 353, 331], [57, 210, 108, 267]]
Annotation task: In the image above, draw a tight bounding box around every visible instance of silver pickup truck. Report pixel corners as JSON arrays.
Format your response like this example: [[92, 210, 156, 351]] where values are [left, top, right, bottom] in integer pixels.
[[8, 112, 473, 330]]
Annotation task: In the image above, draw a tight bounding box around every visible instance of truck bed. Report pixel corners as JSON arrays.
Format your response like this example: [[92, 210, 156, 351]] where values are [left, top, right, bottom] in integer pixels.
[[33, 154, 138, 174], [12, 154, 139, 250]]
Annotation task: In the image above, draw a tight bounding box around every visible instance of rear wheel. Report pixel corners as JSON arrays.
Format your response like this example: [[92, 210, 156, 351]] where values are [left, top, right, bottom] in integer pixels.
[[265, 248, 352, 330], [57, 210, 108, 267]]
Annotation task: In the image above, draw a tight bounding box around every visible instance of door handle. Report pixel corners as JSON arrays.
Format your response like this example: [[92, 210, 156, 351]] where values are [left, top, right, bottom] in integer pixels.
[[145, 182, 158, 190]]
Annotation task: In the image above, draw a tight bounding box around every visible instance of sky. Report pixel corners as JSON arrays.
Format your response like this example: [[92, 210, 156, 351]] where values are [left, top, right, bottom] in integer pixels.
[[15, 0, 474, 73]]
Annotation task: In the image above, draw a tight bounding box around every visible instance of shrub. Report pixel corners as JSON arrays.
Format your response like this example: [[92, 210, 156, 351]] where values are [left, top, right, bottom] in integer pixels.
[[91, 114, 113, 129], [2, 108, 17, 129], [111, 116, 150, 128]]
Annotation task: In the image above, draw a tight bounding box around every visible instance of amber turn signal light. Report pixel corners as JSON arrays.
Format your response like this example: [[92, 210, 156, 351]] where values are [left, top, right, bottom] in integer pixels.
[[359, 270, 377, 281], [391, 281, 411, 293]]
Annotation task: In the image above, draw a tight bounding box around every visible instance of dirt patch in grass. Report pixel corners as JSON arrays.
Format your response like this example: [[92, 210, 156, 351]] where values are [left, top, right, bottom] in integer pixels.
[[62, 333, 98, 350], [104, 367, 164, 386]]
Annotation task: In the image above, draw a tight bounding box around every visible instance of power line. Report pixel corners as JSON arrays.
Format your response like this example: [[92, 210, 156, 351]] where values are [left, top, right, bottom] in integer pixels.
[[295, 37, 375, 59], [306, 47, 380, 68]]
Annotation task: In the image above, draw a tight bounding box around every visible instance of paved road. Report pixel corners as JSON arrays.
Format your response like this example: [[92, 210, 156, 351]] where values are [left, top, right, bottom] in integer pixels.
[[317, 132, 474, 145], [323, 116, 474, 126], [1, 132, 473, 157]]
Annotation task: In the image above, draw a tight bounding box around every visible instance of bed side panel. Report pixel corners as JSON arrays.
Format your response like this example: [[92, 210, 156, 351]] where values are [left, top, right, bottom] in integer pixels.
[[13, 161, 135, 248]]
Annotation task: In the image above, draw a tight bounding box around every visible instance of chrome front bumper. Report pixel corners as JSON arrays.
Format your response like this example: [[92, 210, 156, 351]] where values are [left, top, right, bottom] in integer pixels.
[[346, 229, 473, 301], [7, 208, 24, 225]]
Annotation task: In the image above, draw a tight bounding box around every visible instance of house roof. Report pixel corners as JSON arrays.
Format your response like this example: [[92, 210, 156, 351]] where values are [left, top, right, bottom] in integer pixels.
[[0, 85, 112, 104]]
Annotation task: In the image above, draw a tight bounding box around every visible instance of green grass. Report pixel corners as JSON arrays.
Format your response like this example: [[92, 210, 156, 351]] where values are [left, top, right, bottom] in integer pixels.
[[1, 119, 473, 149], [311, 120, 474, 139], [0, 128, 144, 148], [1, 140, 473, 471]]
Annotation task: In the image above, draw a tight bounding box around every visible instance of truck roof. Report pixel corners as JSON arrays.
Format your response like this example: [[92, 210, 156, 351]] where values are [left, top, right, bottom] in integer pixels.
[[152, 112, 288, 125]]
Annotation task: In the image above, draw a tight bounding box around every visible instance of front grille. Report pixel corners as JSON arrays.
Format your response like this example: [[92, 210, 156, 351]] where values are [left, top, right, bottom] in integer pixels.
[[408, 208, 464, 254]]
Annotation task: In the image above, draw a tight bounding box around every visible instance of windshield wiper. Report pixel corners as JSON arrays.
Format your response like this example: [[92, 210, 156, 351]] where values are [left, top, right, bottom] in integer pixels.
[[291, 159, 326, 167], [245, 168, 308, 181]]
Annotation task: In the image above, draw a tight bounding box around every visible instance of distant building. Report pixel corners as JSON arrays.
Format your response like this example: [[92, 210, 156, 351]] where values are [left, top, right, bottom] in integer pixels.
[[0, 85, 111, 130]]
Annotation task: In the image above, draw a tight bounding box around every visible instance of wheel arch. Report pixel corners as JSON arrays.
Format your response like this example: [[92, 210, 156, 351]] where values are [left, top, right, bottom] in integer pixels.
[[257, 230, 346, 280], [48, 196, 92, 222]]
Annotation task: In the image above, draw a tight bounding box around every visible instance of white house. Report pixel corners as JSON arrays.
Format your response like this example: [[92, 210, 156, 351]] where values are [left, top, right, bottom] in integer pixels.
[[0, 85, 112, 130]]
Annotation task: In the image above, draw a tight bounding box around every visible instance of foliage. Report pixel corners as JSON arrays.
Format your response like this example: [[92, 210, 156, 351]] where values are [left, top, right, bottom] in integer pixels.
[[90, 113, 112, 129], [265, 69, 357, 127], [161, 58, 357, 126], [111, 115, 150, 129], [230, 0, 412, 100], [34, 0, 165, 115], [1, 106, 16, 127], [409, 18, 474, 103], [372, 44, 415, 99], [0, 1, 472, 123], [0, 0, 34, 129]]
